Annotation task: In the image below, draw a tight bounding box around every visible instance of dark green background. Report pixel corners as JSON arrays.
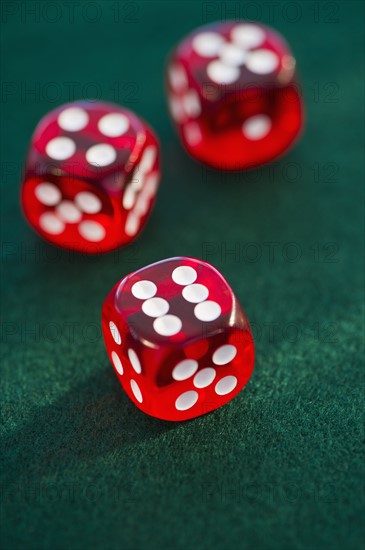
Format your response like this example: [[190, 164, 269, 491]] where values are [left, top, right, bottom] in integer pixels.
[[1, 1, 364, 549]]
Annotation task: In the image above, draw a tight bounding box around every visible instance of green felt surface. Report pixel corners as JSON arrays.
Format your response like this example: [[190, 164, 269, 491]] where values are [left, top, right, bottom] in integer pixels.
[[1, 1, 364, 549]]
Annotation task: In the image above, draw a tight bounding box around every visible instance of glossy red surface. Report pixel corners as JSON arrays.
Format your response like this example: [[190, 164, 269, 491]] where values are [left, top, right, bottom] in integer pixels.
[[21, 101, 160, 253], [102, 257, 254, 421], [166, 21, 304, 170]]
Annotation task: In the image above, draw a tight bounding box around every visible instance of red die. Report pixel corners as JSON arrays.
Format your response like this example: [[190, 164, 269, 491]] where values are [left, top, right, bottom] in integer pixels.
[[21, 101, 160, 253], [166, 21, 304, 170], [102, 257, 254, 421]]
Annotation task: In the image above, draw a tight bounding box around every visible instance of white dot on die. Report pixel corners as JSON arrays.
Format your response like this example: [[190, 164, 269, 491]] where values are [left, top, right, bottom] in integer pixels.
[[246, 49, 279, 75], [139, 145, 157, 174], [134, 192, 149, 218], [231, 24, 266, 49], [98, 113, 129, 137], [34, 183, 61, 206], [142, 297, 169, 318], [207, 60, 240, 85], [86, 144, 117, 167], [194, 301, 221, 322], [219, 43, 248, 66], [128, 348, 142, 374], [46, 137, 76, 160], [144, 172, 159, 199], [78, 220, 106, 242], [168, 63, 188, 92], [109, 321, 121, 345], [172, 266, 197, 286], [39, 213, 65, 235], [212, 344, 237, 365], [242, 115, 272, 140], [131, 280, 157, 300], [75, 192, 102, 214], [172, 359, 198, 381], [153, 315, 182, 336], [175, 390, 198, 411], [182, 90, 201, 118], [169, 96, 185, 122], [215, 375, 238, 395], [57, 107, 89, 132], [194, 367, 216, 389], [130, 181, 155, 219], [192, 32, 225, 57], [129, 175, 146, 198], [56, 201, 82, 223], [125, 212, 140, 237], [183, 122, 202, 147], [130, 379, 143, 403], [182, 284, 209, 303], [123, 186, 137, 210], [131, 171, 144, 192], [112, 351, 123, 375]]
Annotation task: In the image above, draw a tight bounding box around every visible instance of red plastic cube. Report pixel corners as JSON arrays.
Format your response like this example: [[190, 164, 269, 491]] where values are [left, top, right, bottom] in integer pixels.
[[21, 101, 160, 253], [102, 257, 254, 421], [166, 21, 304, 170]]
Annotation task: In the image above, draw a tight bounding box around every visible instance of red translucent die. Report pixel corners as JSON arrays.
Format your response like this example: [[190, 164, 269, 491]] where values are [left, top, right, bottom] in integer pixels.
[[102, 257, 254, 421], [21, 101, 160, 253], [166, 21, 304, 170]]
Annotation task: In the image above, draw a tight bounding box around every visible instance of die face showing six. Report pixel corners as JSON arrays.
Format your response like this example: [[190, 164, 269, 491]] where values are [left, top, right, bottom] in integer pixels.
[[21, 101, 160, 253], [166, 21, 304, 170], [102, 257, 254, 421]]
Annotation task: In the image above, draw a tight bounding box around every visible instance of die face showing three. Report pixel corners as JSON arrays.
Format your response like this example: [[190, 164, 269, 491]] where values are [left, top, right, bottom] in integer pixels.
[[102, 257, 254, 421], [166, 21, 304, 170], [21, 101, 160, 253]]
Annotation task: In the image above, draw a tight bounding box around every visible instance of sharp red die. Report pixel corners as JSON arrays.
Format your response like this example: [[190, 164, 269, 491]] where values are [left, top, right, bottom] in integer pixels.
[[166, 21, 304, 170], [102, 257, 254, 421], [21, 101, 160, 253]]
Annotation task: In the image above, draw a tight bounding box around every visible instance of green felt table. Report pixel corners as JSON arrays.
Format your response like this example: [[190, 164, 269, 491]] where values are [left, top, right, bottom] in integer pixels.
[[1, 1, 364, 549]]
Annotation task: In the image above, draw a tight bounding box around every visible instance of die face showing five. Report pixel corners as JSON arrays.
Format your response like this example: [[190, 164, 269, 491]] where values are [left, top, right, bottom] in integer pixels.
[[166, 21, 304, 170], [102, 257, 254, 421], [21, 101, 160, 253]]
